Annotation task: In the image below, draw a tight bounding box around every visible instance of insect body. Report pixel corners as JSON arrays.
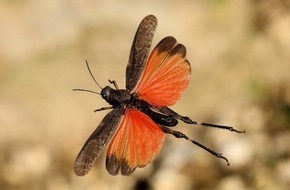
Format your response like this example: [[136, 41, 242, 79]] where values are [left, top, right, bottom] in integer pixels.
[[74, 15, 244, 176]]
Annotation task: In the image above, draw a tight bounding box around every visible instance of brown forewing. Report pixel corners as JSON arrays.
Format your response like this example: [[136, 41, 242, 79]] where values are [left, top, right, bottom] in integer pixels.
[[74, 105, 125, 176], [126, 15, 157, 92]]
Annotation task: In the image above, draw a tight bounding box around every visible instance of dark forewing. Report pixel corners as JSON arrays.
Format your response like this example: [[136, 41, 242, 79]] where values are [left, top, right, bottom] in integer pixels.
[[126, 15, 157, 91], [74, 105, 125, 176]]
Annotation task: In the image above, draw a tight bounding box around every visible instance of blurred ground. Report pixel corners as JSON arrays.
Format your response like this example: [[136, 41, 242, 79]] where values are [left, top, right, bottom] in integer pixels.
[[1, 0, 290, 190]]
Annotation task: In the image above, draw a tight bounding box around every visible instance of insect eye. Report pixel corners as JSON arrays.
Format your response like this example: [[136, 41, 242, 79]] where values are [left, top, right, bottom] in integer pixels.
[[101, 86, 111, 99]]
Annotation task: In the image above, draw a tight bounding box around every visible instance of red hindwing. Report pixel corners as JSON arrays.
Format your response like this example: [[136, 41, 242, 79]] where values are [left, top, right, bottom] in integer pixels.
[[133, 36, 191, 106], [106, 109, 165, 175]]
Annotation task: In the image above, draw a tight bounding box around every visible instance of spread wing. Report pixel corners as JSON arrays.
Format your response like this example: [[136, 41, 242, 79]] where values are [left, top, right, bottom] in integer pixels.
[[126, 15, 157, 91], [74, 106, 124, 176], [106, 109, 165, 175], [133, 36, 191, 106]]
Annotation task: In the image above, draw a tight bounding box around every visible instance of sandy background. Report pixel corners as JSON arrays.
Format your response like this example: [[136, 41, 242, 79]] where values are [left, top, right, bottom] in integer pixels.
[[1, 0, 290, 190]]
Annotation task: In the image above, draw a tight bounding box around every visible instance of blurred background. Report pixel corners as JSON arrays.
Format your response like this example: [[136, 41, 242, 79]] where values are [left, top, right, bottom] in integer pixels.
[[1, 0, 290, 190]]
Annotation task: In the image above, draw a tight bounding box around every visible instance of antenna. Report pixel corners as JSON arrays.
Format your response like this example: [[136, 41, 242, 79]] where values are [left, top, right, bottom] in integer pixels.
[[72, 89, 100, 95], [86, 60, 102, 89]]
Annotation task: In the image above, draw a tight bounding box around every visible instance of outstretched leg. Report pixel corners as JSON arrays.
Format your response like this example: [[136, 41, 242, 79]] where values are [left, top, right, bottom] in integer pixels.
[[189, 120, 245, 133], [160, 125, 230, 166], [151, 106, 192, 123], [153, 106, 245, 133]]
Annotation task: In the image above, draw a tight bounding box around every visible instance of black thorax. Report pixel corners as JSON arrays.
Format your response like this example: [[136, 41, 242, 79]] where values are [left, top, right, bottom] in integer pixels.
[[100, 86, 178, 127]]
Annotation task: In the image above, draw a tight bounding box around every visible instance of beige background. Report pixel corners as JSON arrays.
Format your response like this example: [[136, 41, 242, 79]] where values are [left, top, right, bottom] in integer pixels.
[[1, 0, 290, 190]]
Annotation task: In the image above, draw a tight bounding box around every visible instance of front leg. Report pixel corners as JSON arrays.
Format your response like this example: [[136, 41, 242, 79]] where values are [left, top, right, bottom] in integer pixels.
[[94, 106, 113, 112], [108, 80, 119, 89]]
